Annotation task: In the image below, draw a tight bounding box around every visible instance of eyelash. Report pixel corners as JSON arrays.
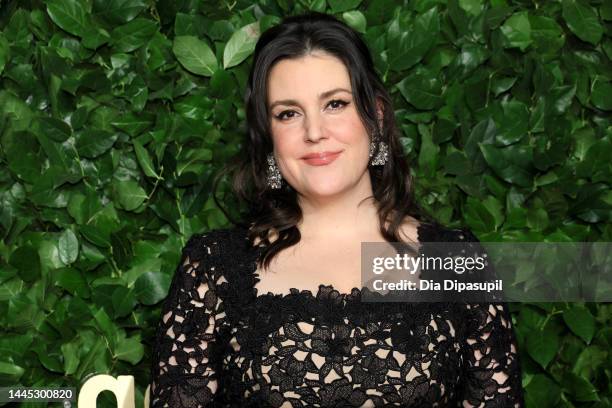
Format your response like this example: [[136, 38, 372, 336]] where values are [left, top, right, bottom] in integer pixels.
[[274, 99, 350, 121]]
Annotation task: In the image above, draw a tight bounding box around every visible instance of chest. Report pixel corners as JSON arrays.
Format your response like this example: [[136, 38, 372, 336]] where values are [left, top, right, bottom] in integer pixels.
[[255, 241, 364, 295], [220, 302, 465, 407]]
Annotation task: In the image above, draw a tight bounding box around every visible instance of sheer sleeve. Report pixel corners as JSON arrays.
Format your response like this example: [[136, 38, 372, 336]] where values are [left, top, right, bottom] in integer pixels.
[[460, 301, 524, 406], [149, 234, 224, 408], [457, 228, 525, 407]]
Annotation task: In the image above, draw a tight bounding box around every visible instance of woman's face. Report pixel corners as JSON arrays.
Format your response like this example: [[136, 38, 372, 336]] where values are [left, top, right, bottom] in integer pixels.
[[266, 51, 374, 201]]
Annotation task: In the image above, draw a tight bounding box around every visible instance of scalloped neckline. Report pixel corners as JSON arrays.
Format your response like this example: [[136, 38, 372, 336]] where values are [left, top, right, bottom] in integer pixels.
[[249, 221, 429, 301]]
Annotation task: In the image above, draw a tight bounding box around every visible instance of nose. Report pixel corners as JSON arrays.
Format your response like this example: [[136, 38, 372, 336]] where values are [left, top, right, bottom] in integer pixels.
[[303, 112, 327, 143]]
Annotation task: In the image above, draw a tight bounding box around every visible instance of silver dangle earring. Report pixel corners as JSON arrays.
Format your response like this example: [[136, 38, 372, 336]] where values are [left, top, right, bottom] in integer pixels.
[[369, 121, 389, 166], [266, 153, 282, 189], [370, 141, 389, 166]]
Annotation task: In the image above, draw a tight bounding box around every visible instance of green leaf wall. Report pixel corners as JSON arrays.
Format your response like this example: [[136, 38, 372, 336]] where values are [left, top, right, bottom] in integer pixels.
[[0, 0, 610, 407]]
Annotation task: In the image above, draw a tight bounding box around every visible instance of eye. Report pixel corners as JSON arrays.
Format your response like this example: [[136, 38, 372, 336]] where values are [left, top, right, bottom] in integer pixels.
[[327, 99, 349, 110], [274, 110, 298, 121], [273, 99, 350, 122]]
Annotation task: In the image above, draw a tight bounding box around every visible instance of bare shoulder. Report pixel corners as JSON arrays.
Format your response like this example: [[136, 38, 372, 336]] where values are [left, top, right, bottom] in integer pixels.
[[397, 215, 423, 243]]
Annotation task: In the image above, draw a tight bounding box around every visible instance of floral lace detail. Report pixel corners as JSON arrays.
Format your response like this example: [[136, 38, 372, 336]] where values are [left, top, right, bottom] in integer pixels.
[[150, 222, 524, 407]]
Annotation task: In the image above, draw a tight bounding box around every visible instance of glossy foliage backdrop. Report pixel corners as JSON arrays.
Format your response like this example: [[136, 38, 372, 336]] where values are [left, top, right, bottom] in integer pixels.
[[0, 0, 610, 407]]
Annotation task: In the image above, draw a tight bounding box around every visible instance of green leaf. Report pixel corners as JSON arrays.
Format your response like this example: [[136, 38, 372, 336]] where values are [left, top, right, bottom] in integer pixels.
[[32, 341, 64, 373], [36, 116, 72, 142], [591, 78, 612, 111], [456, 43, 489, 75], [500, 11, 532, 51], [39, 239, 64, 271], [481, 196, 504, 230], [562, 0, 603, 45], [124, 257, 162, 287], [116, 180, 147, 211], [74, 334, 105, 379], [92, 0, 147, 24], [525, 374, 561, 406], [111, 286, 136, 318], [126, 75, 148, 112], [173, 35, 217, 76], [546, 84, 576, 115], [573, 345, 607, 379], [562, 372, 600, 402], [0, 361, 25, 382], [417, 124, 439, 177], [110, 18, 158, 53], [458, 0, 483, 16], [110, 112, 154, 136], [328, 0, 362, 13], [53, 267, 90, 297], [529, 15, 565, 55], [223, 22, 260, 69], [505, 207, 527, 228], [145, 31, 173, 71], [114, 332, 144, 365], [134, 271, 171, 305], [10, 246, 41, 283], [563, 305, 596, 343], [577, 140, 612, 184], [464, 196, 496, 232], [342, 11, 367, 34], [603, 2, 612, 20], [493, 99, 529, 145], [174, 12, 207, 37], [81, 25, 111, 49], [526, 207, 549, 231], [506, 186, 526, 210], [68, 188, 103, 225], [0, 278, 23, 302], [61, 341, 80, 375], [58, 228, 79, 265], [0, 33, 9, 75], [443, 151, 470, 176], [387, 8, 440, 71], [133, 140, 161, 179], [479, 143, 534, 187], [210, 68, 235, 98], [46, 0, 89, 37], [526, 326, 559, 368], [397, 71, 443, 110], [74, 129, 118, 159], [93, 307, 117, 351], [80, 205, 120, 248], [463, 118, 496, 167]]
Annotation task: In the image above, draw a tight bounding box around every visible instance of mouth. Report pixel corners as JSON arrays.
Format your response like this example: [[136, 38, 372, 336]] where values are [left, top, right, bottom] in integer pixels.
[[301, 150, 343, 166]]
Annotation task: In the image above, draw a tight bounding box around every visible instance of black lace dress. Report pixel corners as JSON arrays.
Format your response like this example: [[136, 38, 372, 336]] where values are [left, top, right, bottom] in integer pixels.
[[149, 221, 524, 407]]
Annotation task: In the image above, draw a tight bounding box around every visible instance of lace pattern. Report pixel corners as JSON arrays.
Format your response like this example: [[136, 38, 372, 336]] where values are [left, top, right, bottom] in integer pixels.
[[150, 222, 524, 407]]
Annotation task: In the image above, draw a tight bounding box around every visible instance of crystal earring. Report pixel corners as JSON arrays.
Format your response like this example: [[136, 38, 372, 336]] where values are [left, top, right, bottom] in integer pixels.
[[266, 153, 282, 189], [369, 121, 388, 166], [369, 141, 389, 166]]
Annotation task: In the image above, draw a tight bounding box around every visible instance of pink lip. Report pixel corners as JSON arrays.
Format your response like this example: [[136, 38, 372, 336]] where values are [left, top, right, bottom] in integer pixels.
[[301, 150, 343, 166]]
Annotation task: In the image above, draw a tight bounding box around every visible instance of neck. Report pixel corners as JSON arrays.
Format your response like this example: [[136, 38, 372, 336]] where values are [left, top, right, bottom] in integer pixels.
[[296, 173, 379, 240]]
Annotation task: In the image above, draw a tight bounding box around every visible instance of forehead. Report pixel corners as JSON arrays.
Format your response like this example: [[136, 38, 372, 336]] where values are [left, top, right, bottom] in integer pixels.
[[266, 52, 352, 103]]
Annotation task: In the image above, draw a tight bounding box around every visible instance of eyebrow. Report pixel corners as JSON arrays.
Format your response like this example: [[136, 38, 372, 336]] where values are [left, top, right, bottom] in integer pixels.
[[268, 87, 352, 110]]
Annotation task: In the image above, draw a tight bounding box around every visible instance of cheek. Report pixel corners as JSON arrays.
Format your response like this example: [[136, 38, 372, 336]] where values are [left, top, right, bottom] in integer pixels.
[[332, 114, 370, 146], [272, 131, 298, 156]]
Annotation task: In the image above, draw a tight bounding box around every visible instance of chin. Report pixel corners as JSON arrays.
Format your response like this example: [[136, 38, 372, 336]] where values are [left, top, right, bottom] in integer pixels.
[[303, 180, 354, 197]]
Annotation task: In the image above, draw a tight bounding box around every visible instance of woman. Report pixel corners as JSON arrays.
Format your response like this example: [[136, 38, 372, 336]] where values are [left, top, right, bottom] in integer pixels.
[[149, 11, 524, 407]]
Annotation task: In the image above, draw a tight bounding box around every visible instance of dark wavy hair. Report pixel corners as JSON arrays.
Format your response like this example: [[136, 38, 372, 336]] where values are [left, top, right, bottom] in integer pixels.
[[213, 11, 434, 268]]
